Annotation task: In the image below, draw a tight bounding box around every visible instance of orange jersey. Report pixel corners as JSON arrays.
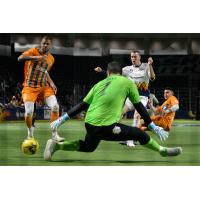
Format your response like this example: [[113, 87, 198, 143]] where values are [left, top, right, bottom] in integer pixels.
[[22, 48, 54, 88], [22, 61, 29, 86], [156, 95, 179, 129]]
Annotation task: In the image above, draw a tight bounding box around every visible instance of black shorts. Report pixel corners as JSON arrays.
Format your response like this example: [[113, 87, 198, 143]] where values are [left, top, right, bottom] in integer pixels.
[[78, 123, 150, 152]]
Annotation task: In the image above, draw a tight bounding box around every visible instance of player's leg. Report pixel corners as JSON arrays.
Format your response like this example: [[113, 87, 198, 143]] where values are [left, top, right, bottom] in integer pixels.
[[120, 97, 148, 147], [44, 123, 101, 161], [132, 96, 149, 127], [104, 123, 182, 156], [120, 98, 136, 147], [22, 87, 39, 139], [44, 94, 64, 142], [123, 96, 149, 147], [32, 103, 36, 127], [24, 101, 35, 138]]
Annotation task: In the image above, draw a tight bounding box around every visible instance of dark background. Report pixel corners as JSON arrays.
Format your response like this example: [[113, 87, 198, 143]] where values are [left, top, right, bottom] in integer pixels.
[[0, 33, 200, 118]]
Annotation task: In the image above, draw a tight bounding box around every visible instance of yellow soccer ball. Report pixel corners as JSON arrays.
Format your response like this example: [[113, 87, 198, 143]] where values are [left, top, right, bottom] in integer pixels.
[[21, 138, 39, 155]]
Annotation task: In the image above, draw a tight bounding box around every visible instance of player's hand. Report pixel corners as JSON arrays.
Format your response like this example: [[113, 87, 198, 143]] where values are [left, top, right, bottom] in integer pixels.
[[94, 67, 102, 72], [148, 122, 169, 141], [154, 126, 169, 141], [50, 113, 70, 130], [148, 57, 153, 65]]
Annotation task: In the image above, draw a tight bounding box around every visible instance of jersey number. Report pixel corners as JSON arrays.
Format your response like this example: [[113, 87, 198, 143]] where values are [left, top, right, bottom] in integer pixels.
[[99, 82, 111, 95]]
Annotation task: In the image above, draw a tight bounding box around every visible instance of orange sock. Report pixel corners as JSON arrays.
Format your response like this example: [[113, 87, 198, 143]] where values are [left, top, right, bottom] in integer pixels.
[[50, 111, 59, 122], [25, 116, 32, 128]]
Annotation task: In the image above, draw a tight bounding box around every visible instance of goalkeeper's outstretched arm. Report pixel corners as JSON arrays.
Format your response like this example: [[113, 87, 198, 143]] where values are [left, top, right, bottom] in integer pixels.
[[50, 101, 89, 130], [67, 101, 89, 118]]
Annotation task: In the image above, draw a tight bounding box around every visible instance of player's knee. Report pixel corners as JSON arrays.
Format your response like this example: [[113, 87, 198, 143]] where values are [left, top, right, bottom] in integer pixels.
[[134, 128, 150, 145], [45, 95, 59, 112], [51, 103, 59, 112], [25, 102, 34, 117], [138, 131, 150, 145], [25, 108, 34, 117]]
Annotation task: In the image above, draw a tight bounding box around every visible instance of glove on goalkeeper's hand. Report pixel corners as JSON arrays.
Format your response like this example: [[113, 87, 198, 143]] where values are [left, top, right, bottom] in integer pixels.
[[50, 113, 70, 130], [148, 122, 169, 141]]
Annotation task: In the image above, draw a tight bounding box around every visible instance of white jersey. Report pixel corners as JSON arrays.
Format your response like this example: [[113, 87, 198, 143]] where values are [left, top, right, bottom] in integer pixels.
[[122, 63, 150, 97]]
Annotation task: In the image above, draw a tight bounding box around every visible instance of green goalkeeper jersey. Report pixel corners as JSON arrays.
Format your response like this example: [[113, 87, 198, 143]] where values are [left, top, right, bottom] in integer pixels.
[[83, 74, 140, 126]]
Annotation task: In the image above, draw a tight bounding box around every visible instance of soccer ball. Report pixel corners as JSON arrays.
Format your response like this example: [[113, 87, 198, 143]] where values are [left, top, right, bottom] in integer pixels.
[[21, 138, 39, 155]]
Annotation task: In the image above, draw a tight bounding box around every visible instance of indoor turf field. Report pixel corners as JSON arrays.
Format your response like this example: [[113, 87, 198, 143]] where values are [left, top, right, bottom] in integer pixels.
[[0, 119, 200, 166]]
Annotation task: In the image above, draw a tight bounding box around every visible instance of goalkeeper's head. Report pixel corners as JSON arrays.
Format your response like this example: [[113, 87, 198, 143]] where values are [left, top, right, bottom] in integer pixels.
[[107, 61, 122, 76]]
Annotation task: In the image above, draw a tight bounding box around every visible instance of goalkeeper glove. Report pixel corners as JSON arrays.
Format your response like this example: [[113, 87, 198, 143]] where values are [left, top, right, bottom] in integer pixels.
[[50, 113, 70, 130], [148, 122, 169, 141]]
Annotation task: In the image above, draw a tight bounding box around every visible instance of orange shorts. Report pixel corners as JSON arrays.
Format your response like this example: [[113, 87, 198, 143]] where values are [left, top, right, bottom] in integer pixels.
[[22, 86, 55, 103], [150, 116, 170, 131]]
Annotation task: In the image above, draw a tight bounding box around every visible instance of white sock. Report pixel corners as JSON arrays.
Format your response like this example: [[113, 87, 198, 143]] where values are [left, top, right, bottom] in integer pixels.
[[52, 130, 58, 137], [28, 127, 34, 138]]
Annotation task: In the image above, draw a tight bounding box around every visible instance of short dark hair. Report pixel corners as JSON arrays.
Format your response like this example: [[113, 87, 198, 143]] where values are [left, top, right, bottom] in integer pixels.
[[164, 87, 174, 94], [165, 87, 173, 91], [41, 36, 52, 42], [131, 50, 141, 55], [107, 61, 122, 74]]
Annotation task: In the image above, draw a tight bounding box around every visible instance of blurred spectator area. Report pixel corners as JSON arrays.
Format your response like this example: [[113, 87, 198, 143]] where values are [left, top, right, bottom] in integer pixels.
[[0, 33, 200, 117]]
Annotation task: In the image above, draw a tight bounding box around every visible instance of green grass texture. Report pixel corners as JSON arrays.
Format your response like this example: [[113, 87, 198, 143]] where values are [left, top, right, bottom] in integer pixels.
[[0, 119, 200, 166]]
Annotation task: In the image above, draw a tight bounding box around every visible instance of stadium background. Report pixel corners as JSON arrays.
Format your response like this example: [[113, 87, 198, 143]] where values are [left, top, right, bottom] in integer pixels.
[[0, 33, 200, 166], [0, 33, 200, 120]]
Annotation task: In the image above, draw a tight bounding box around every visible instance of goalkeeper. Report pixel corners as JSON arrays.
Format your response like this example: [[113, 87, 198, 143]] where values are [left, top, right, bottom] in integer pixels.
[[44, 61, 182, 161]]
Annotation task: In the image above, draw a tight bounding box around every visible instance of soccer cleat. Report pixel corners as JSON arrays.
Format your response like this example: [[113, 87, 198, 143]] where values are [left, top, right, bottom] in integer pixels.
[[119, 140, 136, 148], [44, 139, 57, 161], [119, 141, 128, 146], [160, 147, 182, 157], [52, 134, 65, 142], [126, 140, 136, 147]]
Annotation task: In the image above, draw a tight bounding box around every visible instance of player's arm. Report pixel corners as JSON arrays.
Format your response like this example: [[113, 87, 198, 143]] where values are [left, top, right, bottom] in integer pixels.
[[50, 101, 89, 130], [147, 57, 155, 81], [45, 71, 57, 94], [164, 104, 179, 114], [18, 49, 47, 62], [94, 67, 107, 77]]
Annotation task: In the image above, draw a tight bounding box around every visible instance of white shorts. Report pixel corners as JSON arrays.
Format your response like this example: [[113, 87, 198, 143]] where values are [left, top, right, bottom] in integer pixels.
[[125, 96, 149, 111]]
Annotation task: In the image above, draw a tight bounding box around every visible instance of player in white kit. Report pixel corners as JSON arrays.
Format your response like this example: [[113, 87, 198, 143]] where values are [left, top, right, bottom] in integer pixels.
[[121, 51, 155, 147], [94, 50, 155, 147]]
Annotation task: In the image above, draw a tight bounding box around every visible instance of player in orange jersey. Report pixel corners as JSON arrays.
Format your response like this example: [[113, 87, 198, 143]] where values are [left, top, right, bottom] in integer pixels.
[[140, 87, 179, 132], [18, 36, 64, 142]]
